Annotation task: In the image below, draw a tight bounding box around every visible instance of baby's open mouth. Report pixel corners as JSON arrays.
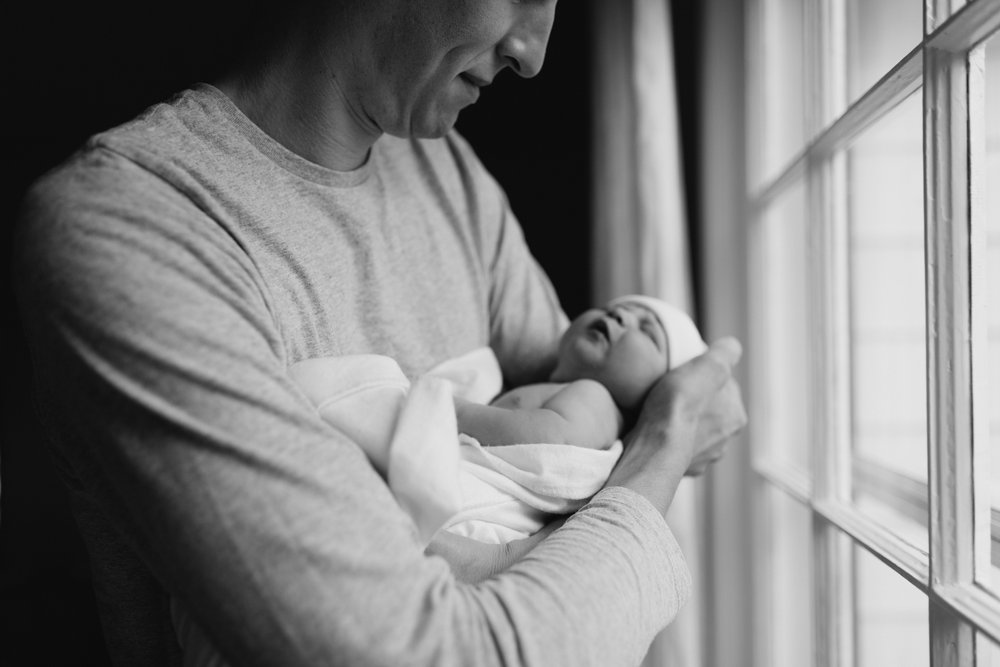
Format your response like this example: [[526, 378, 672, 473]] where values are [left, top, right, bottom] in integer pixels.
[[591, 318, 611, 341]]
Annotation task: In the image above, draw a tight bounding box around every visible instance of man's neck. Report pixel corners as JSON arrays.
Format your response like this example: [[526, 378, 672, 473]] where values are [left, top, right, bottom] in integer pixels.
[[213, 43, 381, 172]]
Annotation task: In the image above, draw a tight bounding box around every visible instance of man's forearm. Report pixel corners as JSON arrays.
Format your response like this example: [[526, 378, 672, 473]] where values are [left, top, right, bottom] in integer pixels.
[[470, 487, 691, 667], [604, 422, 693, 516]]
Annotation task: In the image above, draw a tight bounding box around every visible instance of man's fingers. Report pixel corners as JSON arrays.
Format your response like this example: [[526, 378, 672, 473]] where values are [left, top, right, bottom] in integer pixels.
[[673, 336, 743, 399], [706, 336, 743, 367], [687, 464, 708, 476]]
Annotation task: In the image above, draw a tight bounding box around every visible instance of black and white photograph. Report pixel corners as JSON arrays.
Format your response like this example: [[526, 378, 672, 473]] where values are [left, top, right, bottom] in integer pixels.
[[2, 0, 999, 665]]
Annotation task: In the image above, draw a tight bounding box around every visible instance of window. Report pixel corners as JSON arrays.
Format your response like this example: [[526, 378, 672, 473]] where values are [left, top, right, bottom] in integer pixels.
[[747, 0, 1000, 664]]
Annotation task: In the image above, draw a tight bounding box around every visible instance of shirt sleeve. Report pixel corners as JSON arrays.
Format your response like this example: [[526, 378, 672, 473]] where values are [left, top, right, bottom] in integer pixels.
[[443, 131, 571, 388], [15, 149, 690, 667]]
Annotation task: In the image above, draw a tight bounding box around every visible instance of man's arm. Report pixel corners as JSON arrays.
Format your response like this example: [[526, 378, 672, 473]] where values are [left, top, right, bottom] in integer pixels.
[[436, 343, 746, 584], [16, 159, 696, 667]]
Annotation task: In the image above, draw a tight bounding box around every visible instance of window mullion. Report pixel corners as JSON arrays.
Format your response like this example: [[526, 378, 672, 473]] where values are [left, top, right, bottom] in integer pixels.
[[814, 0, 850, 509], [813, 1, 854, 666], [926, 0, 976, 593], [967, 39, 992, 594], [931, 602, 978, 667], [925, 0, 977, 664], [815, 515, 855, 667]]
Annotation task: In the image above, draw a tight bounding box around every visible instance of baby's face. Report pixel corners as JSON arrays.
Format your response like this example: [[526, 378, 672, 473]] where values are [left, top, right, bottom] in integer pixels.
[[551, 303, 670, 412]]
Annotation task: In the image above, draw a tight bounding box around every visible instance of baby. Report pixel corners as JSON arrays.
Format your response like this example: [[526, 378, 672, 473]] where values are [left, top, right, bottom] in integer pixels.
[[454, 294, 707, 453], [280, 294, 707, 544]]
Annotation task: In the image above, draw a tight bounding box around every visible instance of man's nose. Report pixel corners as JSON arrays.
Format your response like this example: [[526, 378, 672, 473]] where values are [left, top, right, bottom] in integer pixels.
[[498, 2, 556, 78]]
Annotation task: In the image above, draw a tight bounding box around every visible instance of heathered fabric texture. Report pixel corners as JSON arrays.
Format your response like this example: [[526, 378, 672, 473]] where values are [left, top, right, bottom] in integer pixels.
[[14, 85, 692, 667]]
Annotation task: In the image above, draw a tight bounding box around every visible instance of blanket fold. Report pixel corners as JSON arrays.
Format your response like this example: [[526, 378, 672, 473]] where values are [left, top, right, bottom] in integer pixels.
[[289, 347, 621, 545]]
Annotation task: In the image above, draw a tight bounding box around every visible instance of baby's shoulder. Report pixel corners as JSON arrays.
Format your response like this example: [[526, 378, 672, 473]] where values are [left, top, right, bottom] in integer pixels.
[[558, 379, 617, 408], [545, 379, 622, 445]]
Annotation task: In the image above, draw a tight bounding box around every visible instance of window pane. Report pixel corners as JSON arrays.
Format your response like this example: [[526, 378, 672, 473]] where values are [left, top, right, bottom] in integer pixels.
[[984, 35, 1000, 579], [980, 630, 1000, 664], [760, 486, 814, 667], [845, 0, 922, 104], [855, 545, 929, 667], [754, 180, 811, 473], [847, 92, 927, 550], [759, 0, 807, 181]]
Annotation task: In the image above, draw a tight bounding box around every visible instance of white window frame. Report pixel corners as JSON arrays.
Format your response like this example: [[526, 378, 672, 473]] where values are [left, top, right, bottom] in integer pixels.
[[741, 0, 1000, 665]]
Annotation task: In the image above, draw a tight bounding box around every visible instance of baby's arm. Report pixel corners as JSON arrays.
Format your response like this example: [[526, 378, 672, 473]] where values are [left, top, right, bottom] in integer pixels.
[[455, 380, 621, 449]]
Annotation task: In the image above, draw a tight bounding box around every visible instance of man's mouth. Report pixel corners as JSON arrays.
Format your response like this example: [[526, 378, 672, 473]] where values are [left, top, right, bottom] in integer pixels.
[[457, 74, 483, 101], [460, 73, 490, 88]]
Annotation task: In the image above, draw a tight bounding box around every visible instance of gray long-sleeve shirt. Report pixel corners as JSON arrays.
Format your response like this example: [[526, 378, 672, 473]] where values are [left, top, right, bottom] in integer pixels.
[[14, 84, 691, 666]]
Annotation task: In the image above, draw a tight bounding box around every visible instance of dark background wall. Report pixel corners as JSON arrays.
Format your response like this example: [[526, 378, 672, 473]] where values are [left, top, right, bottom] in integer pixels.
[[1, 3, 705, 663], [455, 3, 594, 317], [1, 3, 596, 664]]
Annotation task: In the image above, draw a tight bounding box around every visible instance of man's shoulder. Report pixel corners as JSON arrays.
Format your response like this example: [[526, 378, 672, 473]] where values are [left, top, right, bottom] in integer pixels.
[[15, 124, 220, 303], [21, 146, 148, 238], [19, 86, 258, 243], [21, 138, 192, 238]]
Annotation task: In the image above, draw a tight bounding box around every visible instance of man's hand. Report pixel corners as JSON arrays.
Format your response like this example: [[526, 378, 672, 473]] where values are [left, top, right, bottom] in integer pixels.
[[685, 375, 746, 475], [605, 338, 746, 514], [427, 340, 747, 579], [425, 519, 566, 583], [640, 337, 746, 475]]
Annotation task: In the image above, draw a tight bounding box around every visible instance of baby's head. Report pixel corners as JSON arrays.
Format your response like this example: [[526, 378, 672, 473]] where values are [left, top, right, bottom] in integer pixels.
[[550, 295, 707, 414]]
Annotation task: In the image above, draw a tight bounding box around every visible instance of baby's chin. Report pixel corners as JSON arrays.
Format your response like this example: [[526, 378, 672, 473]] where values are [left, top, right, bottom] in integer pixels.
[[553, 341, 605, 377], [601, 380, 649, 414]]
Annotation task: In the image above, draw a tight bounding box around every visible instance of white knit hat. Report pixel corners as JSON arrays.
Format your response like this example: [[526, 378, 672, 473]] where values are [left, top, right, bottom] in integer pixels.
[[606, 295, 708, 369]]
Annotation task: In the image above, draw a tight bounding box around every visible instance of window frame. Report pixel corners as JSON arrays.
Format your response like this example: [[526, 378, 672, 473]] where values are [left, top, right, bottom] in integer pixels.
[[744, 0, 1000, 664]]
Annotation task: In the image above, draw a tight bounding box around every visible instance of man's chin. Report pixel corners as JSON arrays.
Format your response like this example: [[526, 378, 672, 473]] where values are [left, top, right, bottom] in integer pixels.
[[385, 124, 454, 140], [399, 106, 467, 139], [417, 119, 461, 139]]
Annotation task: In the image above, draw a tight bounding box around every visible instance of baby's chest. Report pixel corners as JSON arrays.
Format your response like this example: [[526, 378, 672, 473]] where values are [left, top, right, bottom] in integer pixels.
[[491, 383, 566, 409]]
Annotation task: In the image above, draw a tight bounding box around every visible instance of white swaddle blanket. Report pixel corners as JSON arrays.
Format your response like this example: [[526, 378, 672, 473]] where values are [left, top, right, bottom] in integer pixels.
[[289, 347, 622, 545]]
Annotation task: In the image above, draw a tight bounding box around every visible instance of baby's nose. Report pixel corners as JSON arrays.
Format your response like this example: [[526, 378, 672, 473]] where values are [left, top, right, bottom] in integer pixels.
[[609, 306, 638, 328]]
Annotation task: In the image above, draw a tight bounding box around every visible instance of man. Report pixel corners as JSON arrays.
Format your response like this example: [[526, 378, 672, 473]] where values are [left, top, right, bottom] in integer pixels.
[[14, 1, 746, 665]]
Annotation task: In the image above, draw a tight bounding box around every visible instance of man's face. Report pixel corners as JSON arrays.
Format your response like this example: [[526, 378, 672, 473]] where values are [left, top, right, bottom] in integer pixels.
[[553, 304, 670, 412], [356, 0, 558, 138]]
